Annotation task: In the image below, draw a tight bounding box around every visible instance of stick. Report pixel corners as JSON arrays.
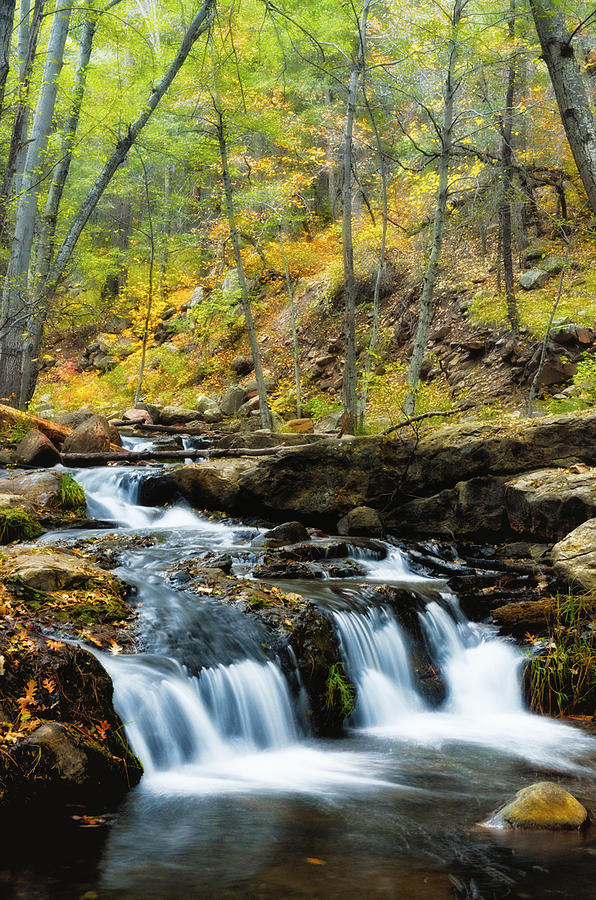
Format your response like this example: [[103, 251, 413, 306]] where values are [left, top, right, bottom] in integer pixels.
[[382, 406, 469, 436]]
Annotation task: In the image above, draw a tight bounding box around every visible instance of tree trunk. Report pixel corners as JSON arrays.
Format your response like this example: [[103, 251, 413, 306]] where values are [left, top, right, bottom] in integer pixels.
[[0, 0, 16, 121], [0, 0, 73, 408], [2, 0, 216, 405], [278, 225, 302, 418], [342, 0, 372, 434], [529, 0, 596, 215], [214, 98, 273, 430], [500, 0, 519, 332], [134, 153, 155, 407], [403, 0, 464, 417]]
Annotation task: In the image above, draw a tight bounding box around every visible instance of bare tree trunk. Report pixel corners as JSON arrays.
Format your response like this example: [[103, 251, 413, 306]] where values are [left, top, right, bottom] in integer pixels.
[[278, 225, 301, 418], [0, 0, 16, 120], [529, 0, 596, 215], [214, 97, 273, 430], [0, 0, 43, 241], [358, 79, 387, 429], [325, 88, 338, 220], [0, 0, 73, 408], [134, 153, 154, 407], [158, 161, 175, 298], [342, 0, 371, 434], [403, 0, 464, 417], [500, 0, 519, 332], [2, 0, 216, 404]]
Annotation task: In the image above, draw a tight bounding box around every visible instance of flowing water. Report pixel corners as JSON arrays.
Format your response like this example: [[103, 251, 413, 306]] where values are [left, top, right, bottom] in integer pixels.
[[4, 458, 596, 899]]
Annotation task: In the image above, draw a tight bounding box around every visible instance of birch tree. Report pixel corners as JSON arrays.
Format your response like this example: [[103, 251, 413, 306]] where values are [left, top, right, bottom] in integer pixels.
[[0, 0, 16, 119], [403, 0, 466, 417]]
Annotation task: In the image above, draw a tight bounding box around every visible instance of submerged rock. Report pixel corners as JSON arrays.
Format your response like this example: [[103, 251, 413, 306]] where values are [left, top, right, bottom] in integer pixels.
[[491, 782, 589, 830]]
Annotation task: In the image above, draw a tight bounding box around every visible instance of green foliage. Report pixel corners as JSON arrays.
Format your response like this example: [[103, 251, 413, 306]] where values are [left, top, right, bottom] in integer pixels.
[[0, 508, 43, 544], [4, 423, 31, 445], [59, 475, 86, 513], [528, 591, 596, 717], [302, 396, 341, 422], [325, 662, 356, 718]]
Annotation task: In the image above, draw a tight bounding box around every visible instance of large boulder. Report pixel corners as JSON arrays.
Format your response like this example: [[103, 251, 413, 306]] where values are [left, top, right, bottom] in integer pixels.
[[337, 506, 384, 538], [284, 418, 314, 434], [62, 415, 122, 453], [170, 460, 257, 511], [0, 546, 128, 596], [0, 471, 62, 507], [159, 406, 200, 426], [230, 355, 253, 377], [518, 268, 549, 290], [391, 476, 507, 537], [491, 782, 589, 830], [16, 429, 60, 467], [552, 519, 596, 591], [263, 521, 311, 545], [122, 407, 153, 425], [505, 468, 596, 540], [220, 385, 248, 417]]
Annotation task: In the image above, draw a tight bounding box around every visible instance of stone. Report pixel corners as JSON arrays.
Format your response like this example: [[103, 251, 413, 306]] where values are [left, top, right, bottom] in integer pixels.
[[0, 547, 125, 593], [230, 355, 254, 376], [16, 429, 60, 467], [220, 385, 248, 417], [313, 410, 344, 434], [160, 305, 177, 320], [171, 460, 257, 512], [337, 506, 384, 538], [136, 402, 161, 422], [92, 352, 118, 372], [122, 408, 153, 425], [315, 354, 335, 369], [103, 314, 133, 333], [284, 418, 314, 434], [264, 521, 311, 545], [522, 246, 547, 266], [491, 597, 579, 635], [505, 468, 596, 540], [552, 518, 596, 591], [62, 415, 121, 453], [159, 406, 200, 425], [493, 782, 589, 830], [518, 268, 549, 290], [189, 285, 204, 307], [0, 472, 62, 507], [195, 394, 219, 415], [538, 356, 577, 386], [243, 377, 277, 393]]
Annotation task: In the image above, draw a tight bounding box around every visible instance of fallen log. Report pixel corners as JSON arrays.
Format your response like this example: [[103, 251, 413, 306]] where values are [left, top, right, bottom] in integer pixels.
[[127, 422, 209, 436], [0, 403, 126, 453], [60, 446, 286, 467]]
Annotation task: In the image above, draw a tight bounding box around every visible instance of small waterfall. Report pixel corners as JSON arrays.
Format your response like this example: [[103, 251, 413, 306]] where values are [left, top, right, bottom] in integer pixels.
[[99, 652, 298, 774], [420, 600, 523, 716], [334, 607, 423, 727]]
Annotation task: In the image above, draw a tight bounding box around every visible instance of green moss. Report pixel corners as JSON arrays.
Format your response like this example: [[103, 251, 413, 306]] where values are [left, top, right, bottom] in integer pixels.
[[325, 662, 356, 718], [0, 508, 42, 544], [59, 475, 86, 513]]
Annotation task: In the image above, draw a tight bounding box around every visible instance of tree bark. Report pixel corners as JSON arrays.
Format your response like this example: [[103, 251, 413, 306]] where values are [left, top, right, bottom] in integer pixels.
[[0, 0, 16, 120], [278, 225, 302, 418], [342, 0, 372, 434], [404, 0, 464, 417], [212, 49, 273, 431], [500, 0, 519, 332], [529, 0, 596, 215], [0, 0, 73, 408], [61, 446, 285, 467]]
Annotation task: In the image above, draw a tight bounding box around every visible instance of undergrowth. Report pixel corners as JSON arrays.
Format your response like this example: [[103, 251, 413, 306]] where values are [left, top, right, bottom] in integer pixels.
[[325, 662, 356, 719]]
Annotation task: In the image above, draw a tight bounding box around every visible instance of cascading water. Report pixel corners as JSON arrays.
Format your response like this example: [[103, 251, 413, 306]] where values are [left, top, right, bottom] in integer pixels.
[[333, 607, 424, 727]]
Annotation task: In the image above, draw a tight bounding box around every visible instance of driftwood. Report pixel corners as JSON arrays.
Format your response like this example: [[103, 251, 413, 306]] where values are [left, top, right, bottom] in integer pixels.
[[0, 402, 125, 452], [60, 446, 286, 467], [128, 422, 209, 436]]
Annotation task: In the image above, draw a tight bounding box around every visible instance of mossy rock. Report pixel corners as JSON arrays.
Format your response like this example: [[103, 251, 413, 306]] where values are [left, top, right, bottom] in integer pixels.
[[0, 507, 42, 543], [494, 782, 589, 830]]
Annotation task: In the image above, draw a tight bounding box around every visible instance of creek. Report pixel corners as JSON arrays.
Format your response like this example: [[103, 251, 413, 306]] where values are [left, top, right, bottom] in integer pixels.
[[7, 448, 596, 899]]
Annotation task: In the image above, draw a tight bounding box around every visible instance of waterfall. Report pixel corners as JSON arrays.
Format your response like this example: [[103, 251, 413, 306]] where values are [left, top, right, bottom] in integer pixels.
[[334, 607, 424, 727]]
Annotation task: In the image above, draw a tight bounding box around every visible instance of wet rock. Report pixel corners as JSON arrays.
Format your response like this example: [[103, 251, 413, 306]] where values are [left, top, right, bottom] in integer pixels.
[[518, 268, 549, 290], [491, 597, 568, 635], [171, 460, 256, 511], [137, 472, 178, 507], [492, 782, 589, 830], [505, 468, 596, 540], [263, 521, 311, 545], [337, 506, 384, 538], [0, 506, 42, 543], [552, 519, 596, 591], [220, 385, 248, 417], [195, 395, 221, 422], [62, 415, 122, 453], [16, 429, 60, 467], [391, 477, 507, 538], [0, 471, 62, 507]]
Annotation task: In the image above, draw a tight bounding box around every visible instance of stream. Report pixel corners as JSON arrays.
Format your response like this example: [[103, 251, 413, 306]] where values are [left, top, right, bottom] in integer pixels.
[[4, 449, 596, 899]]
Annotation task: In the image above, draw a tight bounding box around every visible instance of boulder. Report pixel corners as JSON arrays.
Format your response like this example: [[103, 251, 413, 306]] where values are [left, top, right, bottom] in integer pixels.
[[159, 406, 200, 425], [189, 285, 204, 307], [92, 353, 118, 372], [16, 429, 60, 467], [0, 471, 62, 507], [505, 468, 596, 540], [285, 418, 314, 434], [171, 460, 257, 512], [62, 414, 122, 453], [136, 402, 161, 422], [122, 408, 153, 425], [337, 506, 384, 538], [538, 356, 577, 387], [518, 268, 549, 290], [264, 521, 311, 545], [230, 355, 254, 377], [314, 410, 344, 434], [195, 395, 220, 416], [0, 546, 126, 594], [491, 597, 565, 635], [104, 313, 133, 333], [492, 782, 589, 830], [390, 476, 507, 538], [220, 385, 248, 417], [552, 518, 596, 591]]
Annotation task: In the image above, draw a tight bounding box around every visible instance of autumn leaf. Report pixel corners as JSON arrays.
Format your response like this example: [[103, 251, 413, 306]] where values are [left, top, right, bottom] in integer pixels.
[[42, 678, 55, 693], [46, 639, 65, 652], [17, 680, 37, 712]]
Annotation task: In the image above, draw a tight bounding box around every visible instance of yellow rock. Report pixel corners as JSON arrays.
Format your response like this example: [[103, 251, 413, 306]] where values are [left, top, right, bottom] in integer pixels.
[[497, 781, 589, 830], [284, 418, 314, 434]]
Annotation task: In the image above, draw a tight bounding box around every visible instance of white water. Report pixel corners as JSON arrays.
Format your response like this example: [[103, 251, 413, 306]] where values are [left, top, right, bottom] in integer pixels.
[[74, 461, 596, 791]]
